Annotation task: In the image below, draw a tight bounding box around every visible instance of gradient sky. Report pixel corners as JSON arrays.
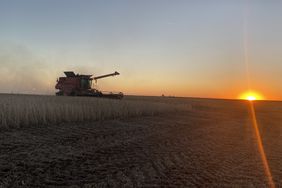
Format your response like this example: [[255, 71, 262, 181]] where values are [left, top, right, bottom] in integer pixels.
[[0, 0, 281, 100]]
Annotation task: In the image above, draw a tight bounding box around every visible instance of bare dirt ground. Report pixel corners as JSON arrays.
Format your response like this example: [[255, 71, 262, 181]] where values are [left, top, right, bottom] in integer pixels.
[[1, 99, 282, 187]]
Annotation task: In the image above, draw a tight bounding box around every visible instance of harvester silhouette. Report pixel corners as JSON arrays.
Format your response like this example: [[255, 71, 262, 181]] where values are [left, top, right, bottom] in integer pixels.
[[55, 71, 123, 99]]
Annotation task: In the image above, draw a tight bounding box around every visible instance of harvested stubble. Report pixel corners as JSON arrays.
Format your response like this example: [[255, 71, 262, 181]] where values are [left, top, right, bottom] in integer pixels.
[[0, 94, 190, 128]]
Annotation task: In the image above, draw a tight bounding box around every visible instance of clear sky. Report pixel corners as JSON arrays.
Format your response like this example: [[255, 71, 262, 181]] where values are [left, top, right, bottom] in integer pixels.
[[0, 0, 281, 100]]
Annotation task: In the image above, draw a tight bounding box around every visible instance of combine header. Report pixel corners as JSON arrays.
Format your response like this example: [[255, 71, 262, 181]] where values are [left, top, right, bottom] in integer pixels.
[[55, 71, 123, 99]]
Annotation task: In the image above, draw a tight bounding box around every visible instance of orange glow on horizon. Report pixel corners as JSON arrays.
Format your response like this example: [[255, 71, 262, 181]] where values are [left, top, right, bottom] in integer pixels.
[[239, 91, 264, 101]]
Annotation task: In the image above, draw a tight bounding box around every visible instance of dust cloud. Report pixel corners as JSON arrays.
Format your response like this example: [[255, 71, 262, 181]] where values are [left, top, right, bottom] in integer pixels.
[[0, 43, 55, 94], [0, 42, 117, 95]]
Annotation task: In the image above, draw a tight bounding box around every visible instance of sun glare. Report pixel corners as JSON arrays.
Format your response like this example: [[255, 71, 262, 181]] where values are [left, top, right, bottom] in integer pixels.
[[247, 96, 256, 101], [239, 91, 264, 101]]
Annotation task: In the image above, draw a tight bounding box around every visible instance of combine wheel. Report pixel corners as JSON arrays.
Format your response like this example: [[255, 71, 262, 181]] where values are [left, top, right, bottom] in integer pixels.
[[70, 91, 77, 96], [56, 91, 64, 96]]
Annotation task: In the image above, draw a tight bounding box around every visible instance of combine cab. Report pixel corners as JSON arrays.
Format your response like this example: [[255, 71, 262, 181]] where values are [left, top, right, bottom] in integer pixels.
[[55, 71, 123, 99]]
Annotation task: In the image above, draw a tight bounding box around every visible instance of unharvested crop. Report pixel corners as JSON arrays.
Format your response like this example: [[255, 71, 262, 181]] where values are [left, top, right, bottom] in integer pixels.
[[0, 94, 191, 129]]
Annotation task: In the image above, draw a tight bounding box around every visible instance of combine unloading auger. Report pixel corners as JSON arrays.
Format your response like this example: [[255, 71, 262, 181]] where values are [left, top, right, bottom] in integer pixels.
[[93, 71, 120, 82], [55, 71, 123, 99]]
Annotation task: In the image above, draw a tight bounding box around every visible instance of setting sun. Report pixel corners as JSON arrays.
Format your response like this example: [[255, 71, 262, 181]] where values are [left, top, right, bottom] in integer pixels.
[[247, 96, 256, 101], [239, 91, 264, 101]]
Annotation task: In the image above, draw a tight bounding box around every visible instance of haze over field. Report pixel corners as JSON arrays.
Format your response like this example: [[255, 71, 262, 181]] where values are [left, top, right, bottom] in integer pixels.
[[0, 0, 281, 100]]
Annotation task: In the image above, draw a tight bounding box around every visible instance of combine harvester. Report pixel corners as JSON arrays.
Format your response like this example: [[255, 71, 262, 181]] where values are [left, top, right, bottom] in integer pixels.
[[55, 71, 123, 99]]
